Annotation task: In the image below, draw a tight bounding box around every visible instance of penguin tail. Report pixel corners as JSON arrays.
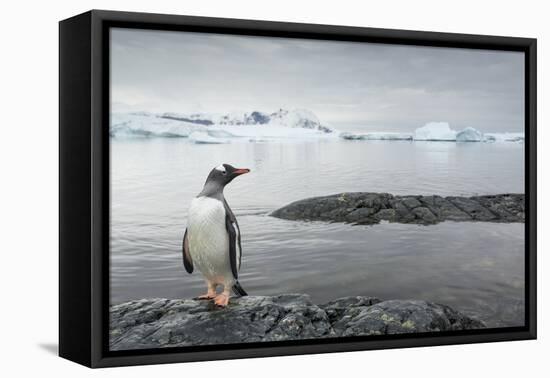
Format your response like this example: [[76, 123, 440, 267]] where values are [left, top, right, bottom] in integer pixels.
[[232, 281, 248, 297]]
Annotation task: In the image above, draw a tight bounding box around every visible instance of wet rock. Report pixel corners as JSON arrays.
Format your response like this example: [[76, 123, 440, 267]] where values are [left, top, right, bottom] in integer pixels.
[[329, 299, 485, 336], [271, 193, 524, 226], [110, 294, 485, 351], [374, 208, 397, 222], [447, 197, 498, 221], [473, 194, 525, 222], [401, 196, 422, 209], [411, 206, 437, 224]]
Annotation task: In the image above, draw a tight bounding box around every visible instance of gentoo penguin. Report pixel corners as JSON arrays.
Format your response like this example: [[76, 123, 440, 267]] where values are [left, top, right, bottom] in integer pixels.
[[182, 163, 250, 307]]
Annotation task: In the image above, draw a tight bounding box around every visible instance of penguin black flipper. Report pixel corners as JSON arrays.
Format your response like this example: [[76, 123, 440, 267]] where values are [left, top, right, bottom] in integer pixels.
[[182, 228, 193, 274], [223, 199, 242, 280]]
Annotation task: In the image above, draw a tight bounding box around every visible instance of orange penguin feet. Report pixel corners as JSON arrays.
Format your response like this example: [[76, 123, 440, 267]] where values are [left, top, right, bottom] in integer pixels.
[[214, 293, 230, 307]]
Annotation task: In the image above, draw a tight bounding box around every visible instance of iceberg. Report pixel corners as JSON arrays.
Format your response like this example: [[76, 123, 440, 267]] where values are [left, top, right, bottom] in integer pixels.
[[110, 113, 201, 138], [208, 124, 337, 140], [204, 129, 236, 139], [456, 127, 483, 142], [188, 131, 229, 144], [414, 122, 457, 141], [340, 132, 413, 141]]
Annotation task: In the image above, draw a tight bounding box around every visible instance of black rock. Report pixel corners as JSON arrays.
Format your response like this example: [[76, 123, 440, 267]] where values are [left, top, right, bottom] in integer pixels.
[[271, 193, 524, 226], [159, 114, 214, 125], [109, 294, 484, 351], [246, 111, 271, 125]]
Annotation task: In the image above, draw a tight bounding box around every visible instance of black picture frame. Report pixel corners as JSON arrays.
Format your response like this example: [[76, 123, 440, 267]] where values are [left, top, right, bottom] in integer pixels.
[[59, 9, 537, 368]]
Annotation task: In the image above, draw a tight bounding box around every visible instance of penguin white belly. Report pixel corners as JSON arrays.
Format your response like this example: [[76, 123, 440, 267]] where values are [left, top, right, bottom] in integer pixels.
[[187, 197, 234, 285]]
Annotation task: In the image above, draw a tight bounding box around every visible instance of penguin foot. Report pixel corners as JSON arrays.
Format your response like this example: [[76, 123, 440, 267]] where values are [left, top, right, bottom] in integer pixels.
[[214, 293, 230, 307], [195, 293, 216, 300]]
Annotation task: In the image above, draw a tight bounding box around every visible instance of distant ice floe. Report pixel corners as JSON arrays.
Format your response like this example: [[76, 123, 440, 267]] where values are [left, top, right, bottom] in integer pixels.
[[411, 122, 523, 143], [338, 122, 523, 144], [483, 132, 525, 143], [110, 109, 336, 143], [340, 132, 413, 141]]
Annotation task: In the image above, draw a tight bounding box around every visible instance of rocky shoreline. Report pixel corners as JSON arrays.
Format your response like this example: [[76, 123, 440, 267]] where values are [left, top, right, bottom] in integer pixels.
[[271, 193, 524, 225], [110, 294, 484, 351]]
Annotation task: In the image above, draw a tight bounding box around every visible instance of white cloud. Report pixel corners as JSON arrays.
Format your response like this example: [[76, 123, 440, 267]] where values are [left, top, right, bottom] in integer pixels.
[[111, 28, 524, 132]]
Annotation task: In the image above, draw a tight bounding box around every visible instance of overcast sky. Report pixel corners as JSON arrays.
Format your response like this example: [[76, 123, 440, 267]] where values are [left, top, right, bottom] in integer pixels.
[[111, 28, 524, 132]]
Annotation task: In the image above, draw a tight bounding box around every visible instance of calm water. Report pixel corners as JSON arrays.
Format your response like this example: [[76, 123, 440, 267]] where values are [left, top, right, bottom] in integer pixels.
[[110, 139, 525, 327]]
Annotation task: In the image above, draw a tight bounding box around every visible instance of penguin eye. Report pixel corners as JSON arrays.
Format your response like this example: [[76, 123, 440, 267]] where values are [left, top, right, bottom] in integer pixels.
[[215, 164, 227, 175]]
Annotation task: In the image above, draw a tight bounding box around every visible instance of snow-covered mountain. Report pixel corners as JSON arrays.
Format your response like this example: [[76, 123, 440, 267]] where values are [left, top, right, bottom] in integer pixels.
[[110, 108, 334, 141], [159, 108, 333, 132]]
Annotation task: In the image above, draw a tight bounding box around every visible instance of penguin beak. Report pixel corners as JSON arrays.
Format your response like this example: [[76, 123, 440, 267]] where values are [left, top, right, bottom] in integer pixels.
[[233, 168, 250, 175]]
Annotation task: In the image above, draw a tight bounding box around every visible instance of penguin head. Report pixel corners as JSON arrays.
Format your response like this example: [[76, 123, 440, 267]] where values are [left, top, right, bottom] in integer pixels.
[[204, 163, 250, 188]]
